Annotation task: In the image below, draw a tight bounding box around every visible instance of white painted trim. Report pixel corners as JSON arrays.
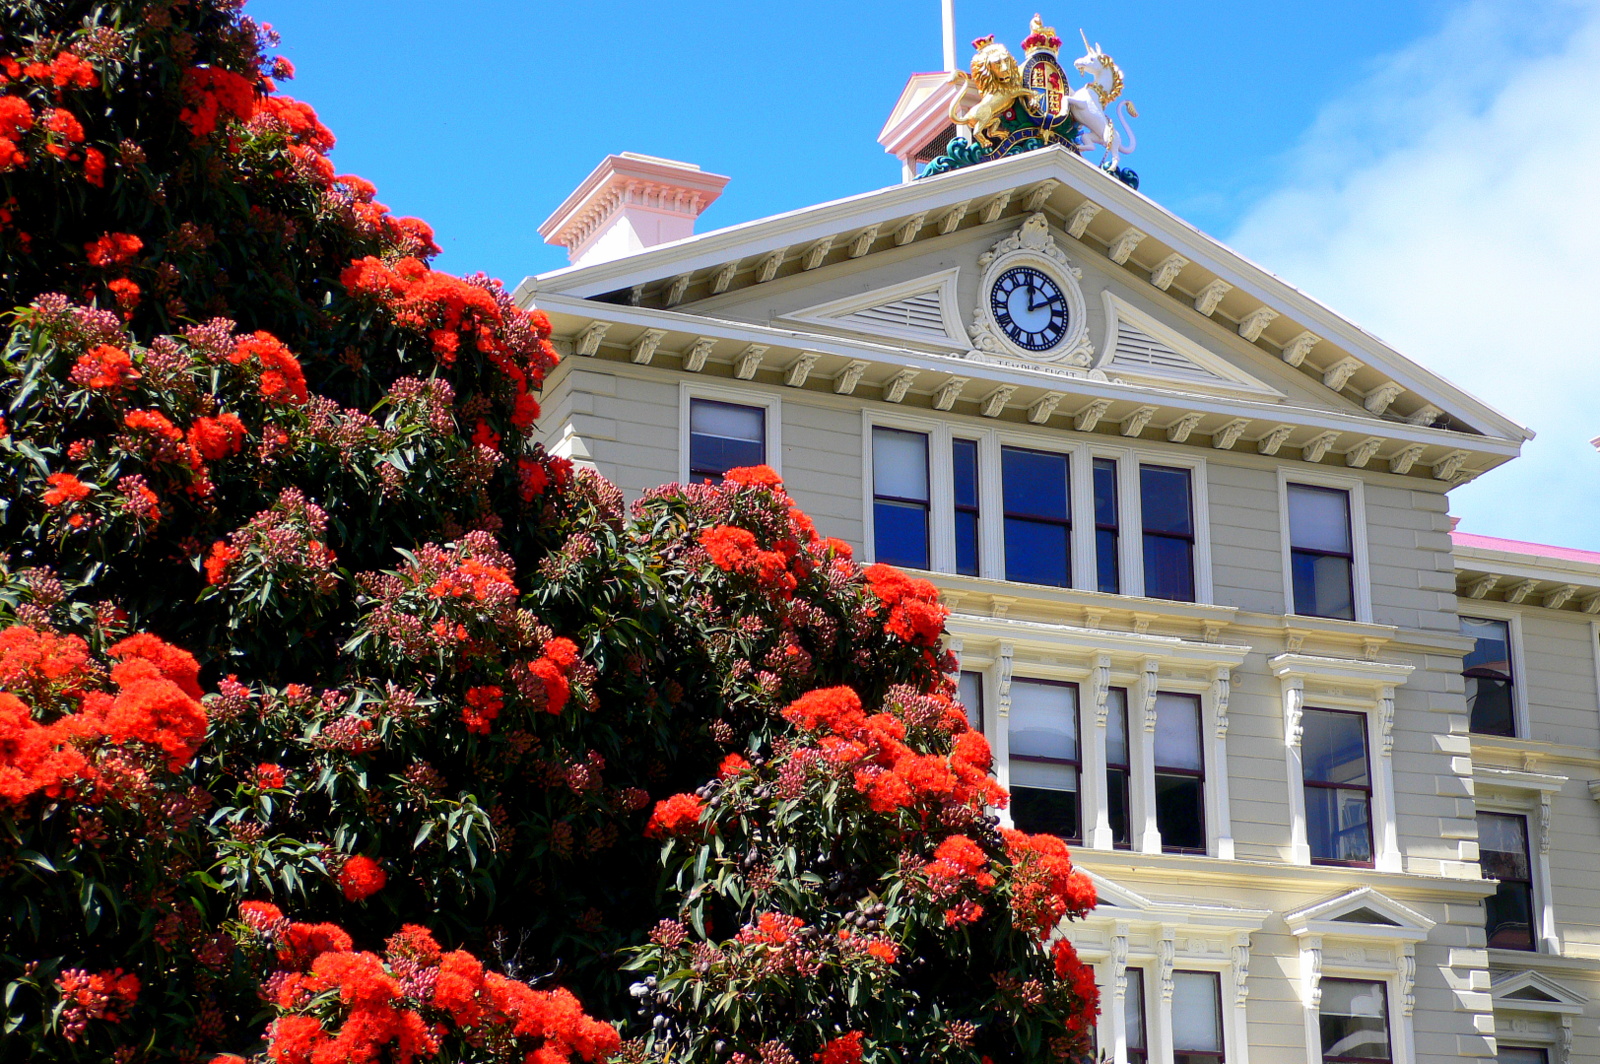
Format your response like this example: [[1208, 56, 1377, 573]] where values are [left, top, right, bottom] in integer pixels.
[[972, 234, 1092, 364], [1097, 290, 1285, 399], [678, 381, 782, 485], [779, 267, 971, 349], [1132, 450, 1216, 606], [1277, 467, 1374, 625], [860, 407, 954, 572], [1473, 773, 1567, 956], [1457, 602, 1533, 741]]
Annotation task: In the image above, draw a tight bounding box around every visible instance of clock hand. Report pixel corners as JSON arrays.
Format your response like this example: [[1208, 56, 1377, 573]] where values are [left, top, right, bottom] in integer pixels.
[[1028, 291, 1061, 312]]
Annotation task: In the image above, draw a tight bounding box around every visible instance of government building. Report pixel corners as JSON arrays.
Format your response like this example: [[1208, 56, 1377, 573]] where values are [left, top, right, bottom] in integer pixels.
[[515, 17, 1598, 1063]]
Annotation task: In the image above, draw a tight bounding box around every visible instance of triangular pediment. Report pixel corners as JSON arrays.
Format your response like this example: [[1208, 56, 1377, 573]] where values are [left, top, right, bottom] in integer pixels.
[[1097, 291, 1283, 399], [1491, 970, 1589, 1014], [1284, 887, 1434, 942], [780, 268, 969, 348]]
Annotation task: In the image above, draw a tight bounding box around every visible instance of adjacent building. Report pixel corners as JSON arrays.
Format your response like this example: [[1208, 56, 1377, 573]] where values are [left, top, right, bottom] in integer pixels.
[[513, 36, 1598, 1062]]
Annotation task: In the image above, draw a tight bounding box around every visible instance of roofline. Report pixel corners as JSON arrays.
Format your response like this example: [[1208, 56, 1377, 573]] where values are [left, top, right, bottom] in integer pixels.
[[518, 148, 1531, 445]]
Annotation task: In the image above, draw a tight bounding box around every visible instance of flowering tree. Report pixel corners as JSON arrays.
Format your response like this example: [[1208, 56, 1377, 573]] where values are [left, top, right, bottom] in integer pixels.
[[0, 2, 1100, 1063]]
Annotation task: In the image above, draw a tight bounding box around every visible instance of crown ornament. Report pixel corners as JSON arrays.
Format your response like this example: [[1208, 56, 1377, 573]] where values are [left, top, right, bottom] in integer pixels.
[[1021, 13, 1061, 54]]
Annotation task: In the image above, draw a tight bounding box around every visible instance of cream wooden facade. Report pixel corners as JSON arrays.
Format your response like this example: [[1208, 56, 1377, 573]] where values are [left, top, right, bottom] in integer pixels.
[[518, 147, 1597, 1063]]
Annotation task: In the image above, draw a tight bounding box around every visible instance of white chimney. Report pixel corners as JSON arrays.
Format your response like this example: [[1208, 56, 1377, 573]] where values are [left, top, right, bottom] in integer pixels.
[[539, 153, 731, 269]]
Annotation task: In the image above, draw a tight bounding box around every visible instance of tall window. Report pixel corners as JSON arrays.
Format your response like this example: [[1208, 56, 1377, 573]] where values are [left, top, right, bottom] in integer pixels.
[[958, 670, 984, 732], [1302, 709, 1373, 867], [1141, 465, 1195, 602], [1461, 617, 1516, 737], [1171, 970, 1224, 1064], [1093, 457, 1120, 594], [1007, 679, 1081, 842], [1125, 967, 1148, 1064], [953, 438, 981, 577], [1479, 812, 1535, 951], [1154, 692, 1206, 854], [1287, 484, 1355, 619], [872, 427, 930, 570], [1106, 687, 1132, 848], [1319, 979, 1391, 1063], [1002, 447, 1071, 587], [688, 399, 765, 483]]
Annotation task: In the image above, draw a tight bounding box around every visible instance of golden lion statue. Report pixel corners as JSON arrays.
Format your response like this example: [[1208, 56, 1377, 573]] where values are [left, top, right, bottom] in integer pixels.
[[948, 35, 1036, 148]]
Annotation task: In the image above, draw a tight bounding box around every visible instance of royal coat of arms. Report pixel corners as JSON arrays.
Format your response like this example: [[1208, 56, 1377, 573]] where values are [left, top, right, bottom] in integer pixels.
[[923, 14, 1140, 188]]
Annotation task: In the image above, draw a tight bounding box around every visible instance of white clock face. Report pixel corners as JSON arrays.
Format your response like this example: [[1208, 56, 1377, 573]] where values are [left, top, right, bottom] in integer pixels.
[[989, 266, 1069, 352]]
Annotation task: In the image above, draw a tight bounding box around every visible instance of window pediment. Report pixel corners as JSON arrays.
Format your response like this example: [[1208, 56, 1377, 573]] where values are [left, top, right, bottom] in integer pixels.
[[1491, 970, 1588, 1015], [1284, 887, 1434, 944]]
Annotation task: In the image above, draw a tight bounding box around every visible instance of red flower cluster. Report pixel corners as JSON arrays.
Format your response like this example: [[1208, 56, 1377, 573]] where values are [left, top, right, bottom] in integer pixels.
[[245, 909, 619, 1064], [42, 471, 90, 506], [461, 685, 503, 735], [229, 330, 308, 406], [863, 564, 947, 647], [337, 854, 386, 901], [179, 65, 258, 138], [814, 1031, 865, 1064], [643, 793, 705, 839], [1001, 829, 1097, 940], [187, 412, 247, 461], [718, 752, 750, 778], [256, 763, 287, 789], [24, 51, 99, 90], [341, 256, 557, 430], [73, 343, 140, 390], [0, 95, 33, 169], [924, 834, 995, 890], [699, 524, 798, 596], [85, 231, 142, 267], [1050, 938, 1100, 1016], [527, 636, 579, 715], [428, 558, 515, 604], [736, 912, 804, 947], [54, 967, 138, 1043], [41, 107, 84, 157]]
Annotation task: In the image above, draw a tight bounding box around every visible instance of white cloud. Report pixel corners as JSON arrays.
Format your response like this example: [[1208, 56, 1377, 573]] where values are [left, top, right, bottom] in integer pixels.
[[1228, 0, 1600, 549]]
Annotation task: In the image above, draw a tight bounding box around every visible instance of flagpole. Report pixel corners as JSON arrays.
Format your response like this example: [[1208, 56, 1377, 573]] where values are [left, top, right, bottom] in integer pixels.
[[942, 0, 957, 72]]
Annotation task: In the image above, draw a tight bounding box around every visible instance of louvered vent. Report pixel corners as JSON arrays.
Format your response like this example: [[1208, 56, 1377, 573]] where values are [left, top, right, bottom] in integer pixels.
[[844, 290, 948, 338], [1108, 322, 1225, 381]]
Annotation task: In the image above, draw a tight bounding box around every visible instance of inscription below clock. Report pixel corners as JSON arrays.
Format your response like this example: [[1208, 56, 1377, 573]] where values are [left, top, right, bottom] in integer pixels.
[[989, 266, 1069, 352]]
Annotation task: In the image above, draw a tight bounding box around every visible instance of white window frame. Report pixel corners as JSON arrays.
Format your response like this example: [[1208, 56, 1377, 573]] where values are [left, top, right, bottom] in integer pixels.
[[1285, 887, 1435, 1064], [678, 381, 782, 485], [1278, 468, 1372, 625], [1458, 603, 1531, 741], [1473, 765, 1566, 956], [1272, 654, 1414, 872], [861, 418, 1214, 603]]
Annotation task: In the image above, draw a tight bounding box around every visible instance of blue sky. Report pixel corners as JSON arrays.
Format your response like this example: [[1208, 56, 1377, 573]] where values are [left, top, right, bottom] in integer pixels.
[[255, 0, 1600, 549]]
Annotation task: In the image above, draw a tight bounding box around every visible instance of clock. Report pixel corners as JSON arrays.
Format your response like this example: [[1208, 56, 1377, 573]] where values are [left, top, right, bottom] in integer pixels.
[[988, 266, 1070, 352]]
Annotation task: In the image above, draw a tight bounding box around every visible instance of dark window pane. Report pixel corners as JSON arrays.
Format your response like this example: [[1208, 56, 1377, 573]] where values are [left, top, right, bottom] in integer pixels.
[[1002, 447, 1068, 520], [1156, 774, 1205, 852], [1005, 518, 1070, 586], [1140, 465, 1193, 536], [1093, 458, 1119, 526], [1125, 968, 1147, 1052], [1292, 551, 1354, 619], [1485, 881, 1535, 950], [1303, 710, 1371, 786], [1305, 786, 1373, 865], [1096, 527, 1120, 595], [1144, 535, 1196, 602], [1010, 785, 1080, 840], [953, 439, 979, 508], [1479, 813, 1535, 951], [1498, 1049, 1548, 1064], [1462, 618, 1515, 737], [874, 501, 929, 569], [955, 511, 980, 577], [689, 400, 764, 482], [1319, 978, 1390, 1063], [1107, 767, 1131, 848], [1288, 484, 1352, 553]]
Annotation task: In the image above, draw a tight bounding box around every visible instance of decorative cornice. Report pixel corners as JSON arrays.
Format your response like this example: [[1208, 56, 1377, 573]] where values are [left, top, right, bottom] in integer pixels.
[[1503, 578, 1539, 605], [1407, 404, 1443, 427], [784, 352, 820, 387], [1363, 381, 1405, 415], [1257, 424, 1294, 456], [1212, 418, 1249, 450], [1149, 253, 1188, 292], [1075, 398, 1112, 432], [1280, 331, 1321, 368], [574, 321, 610, 357], [1388, 444, 1425, 475], [664, 273, 692, 307], [755, 249, 786, 284], [1302, 431, 1340, 463], [979, 190, 1013, 224], [894, 211, 928, 246], [1322, 357, 1362, 392], [1107, 226, 1146, 266], [934, 376, 969, 411], [1065, 200, 1101, 239], [630, 328, 667, 365], [834, 359, 869, 395], [1344, 437, 1383, 469], [684, 336, 716, 372], [1166, 412, 1204, 443], [981, 384, 1017, 418], [1544, 584, 1579, 610], [1465, 573, 1500, 599], [884, 368, 919, 403], [710, 261, 738, 294], [1194, 279, 1232, 317], [800, 236, 834, 271], [1028, 391, 1064, 424], [848, 224, 880, 258], [733, 344, 767, 380], [1432, 449, 1470, 481], [1023, 181, 1056, 212], [1121, 405, 1158, 437], [938, 200, 971, 235], [1238, 306, 1278, 343]]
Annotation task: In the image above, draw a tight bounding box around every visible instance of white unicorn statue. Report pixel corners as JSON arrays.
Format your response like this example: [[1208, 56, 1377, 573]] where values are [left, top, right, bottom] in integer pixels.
[[1065, 30, 1139, 172]]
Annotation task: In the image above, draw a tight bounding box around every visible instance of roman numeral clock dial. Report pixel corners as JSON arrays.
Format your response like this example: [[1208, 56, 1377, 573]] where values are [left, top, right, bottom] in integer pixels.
[[989, 266, 1068, 352]]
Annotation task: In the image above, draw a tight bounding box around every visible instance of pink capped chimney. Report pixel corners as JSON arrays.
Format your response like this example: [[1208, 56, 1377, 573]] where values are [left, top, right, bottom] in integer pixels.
[[539, 153, 731, 269]]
